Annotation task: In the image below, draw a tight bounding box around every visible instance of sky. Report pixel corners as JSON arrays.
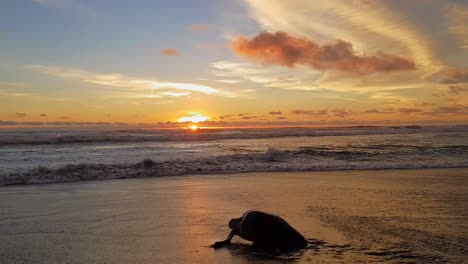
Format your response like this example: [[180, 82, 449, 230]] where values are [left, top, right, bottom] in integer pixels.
[[1, 0, 468, 127]]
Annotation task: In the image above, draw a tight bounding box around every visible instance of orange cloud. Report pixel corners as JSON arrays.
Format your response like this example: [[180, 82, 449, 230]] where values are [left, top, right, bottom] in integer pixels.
[[363, 108, 395, 114], [268, 111, 282, 115], [291, 109, 328, 115], [398, 108, 423, 114], [331, 108, 353, 118], [231, 31, 416, 75], [441, 68, 468, 84], [448, 85, 468, 95], [161, 48, 179, 56], [430, 105, 468, 115], [219, 114, 235, 119]]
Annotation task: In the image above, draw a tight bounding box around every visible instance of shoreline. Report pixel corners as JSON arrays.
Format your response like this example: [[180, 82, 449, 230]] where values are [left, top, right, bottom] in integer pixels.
[[2, 166, 467, 187], [1, 168, 466, 263]]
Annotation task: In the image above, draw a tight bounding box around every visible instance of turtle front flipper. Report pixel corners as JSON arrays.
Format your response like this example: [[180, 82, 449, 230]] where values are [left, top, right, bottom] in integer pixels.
[[212, 240, 230, 248], [212, 230, 236, 248]]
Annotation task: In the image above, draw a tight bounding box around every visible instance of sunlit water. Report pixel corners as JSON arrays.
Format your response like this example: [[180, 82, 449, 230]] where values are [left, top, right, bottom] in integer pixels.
[[0, 126, 467, 184]]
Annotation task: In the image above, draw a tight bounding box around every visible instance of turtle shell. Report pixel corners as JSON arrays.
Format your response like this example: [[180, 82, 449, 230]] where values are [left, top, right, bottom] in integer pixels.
[[237, 211, 307, 250]]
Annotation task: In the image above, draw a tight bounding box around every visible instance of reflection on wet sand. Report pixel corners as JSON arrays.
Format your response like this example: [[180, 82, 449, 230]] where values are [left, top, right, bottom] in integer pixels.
[[0, 168, 467, 263]]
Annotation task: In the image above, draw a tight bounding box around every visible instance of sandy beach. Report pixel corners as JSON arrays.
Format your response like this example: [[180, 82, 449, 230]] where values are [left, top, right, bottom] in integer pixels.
[[1, 168, 467, 263]]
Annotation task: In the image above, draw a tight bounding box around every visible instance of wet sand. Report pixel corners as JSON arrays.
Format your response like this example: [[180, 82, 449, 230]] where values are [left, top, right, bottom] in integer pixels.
[[0, 168, 467, 263]]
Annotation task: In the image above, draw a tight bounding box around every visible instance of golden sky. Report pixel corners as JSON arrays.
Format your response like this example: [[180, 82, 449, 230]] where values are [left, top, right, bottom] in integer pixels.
[[1, 0, 467, 127]]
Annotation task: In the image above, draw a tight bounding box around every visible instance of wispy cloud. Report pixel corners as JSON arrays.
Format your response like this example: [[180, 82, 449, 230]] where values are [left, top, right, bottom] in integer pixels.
[[219, 114, 235, 119], [398, 108, 423, 114], [212, 58, 430, 97], [0, 82, 24, 87], [429, 105, 468, 115], [151, 100, 175, 105], [447, 85, 468, 95], [25, 64, 243, 98], [214, 79, 241, 84], [330, 108, 354, 118], [242, 0, 440, 70], [212, 60, 321, 90], [0, 88, 70, 102], [447, 5, 468, 50], [241, 115, 258, 120], [291, 108, 357, 118], [160, 91, 191, 97], [291, 109, 328, 116], [363, 108, 395, 114], [32, 0, 100, 18], [440, 68, 468, 84]]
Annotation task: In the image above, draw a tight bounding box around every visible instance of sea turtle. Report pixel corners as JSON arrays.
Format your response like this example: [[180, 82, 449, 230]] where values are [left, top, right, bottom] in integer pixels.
[[213, 210, 307, 250]]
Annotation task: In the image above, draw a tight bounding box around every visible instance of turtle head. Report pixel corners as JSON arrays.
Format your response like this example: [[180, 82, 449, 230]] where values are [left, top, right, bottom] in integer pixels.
[[228, 218, 241, 229]]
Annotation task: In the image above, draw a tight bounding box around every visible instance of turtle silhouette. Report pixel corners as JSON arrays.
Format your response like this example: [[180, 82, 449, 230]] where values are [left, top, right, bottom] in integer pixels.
[[213, 210, 307, 250]]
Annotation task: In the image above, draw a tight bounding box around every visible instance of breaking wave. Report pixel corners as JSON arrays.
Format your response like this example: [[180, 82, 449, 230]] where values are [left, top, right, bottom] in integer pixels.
[[2, 146, 467, 186]]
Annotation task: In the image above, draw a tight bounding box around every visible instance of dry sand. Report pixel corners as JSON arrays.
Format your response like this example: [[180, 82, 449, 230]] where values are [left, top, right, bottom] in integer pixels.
[[0, 168, 467, 263]]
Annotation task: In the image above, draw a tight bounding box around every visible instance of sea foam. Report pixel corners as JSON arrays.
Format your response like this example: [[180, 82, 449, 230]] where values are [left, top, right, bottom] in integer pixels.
[[2, 146, 467, 186]]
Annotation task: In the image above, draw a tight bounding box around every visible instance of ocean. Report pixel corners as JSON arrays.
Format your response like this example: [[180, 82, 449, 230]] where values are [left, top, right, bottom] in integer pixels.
[[1, 125, 467, 185]]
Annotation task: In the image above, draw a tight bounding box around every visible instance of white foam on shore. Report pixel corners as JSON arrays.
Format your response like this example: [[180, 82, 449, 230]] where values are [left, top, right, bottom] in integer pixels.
[[2, 147, 467, 186]]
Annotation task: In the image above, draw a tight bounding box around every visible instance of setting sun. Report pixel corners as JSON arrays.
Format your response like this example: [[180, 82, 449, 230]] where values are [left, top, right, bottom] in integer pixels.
[[178, 112, 210, 123], [1, 2, 467, 263]]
